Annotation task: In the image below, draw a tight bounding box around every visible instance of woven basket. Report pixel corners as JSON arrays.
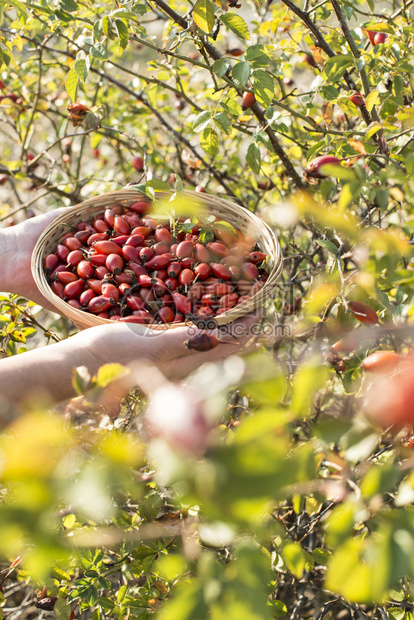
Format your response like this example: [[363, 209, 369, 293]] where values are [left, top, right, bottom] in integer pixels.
[[32, 189, 283, 331]]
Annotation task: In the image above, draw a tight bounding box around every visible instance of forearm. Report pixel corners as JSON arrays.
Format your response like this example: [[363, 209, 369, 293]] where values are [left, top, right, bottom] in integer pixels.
[[0, 331, 102, 419]]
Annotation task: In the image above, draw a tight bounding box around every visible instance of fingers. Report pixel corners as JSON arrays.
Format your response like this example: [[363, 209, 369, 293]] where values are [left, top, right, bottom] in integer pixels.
[[159, 342, 242, 381], [132, 311, 262, 362], [94, 310, 263, 368]]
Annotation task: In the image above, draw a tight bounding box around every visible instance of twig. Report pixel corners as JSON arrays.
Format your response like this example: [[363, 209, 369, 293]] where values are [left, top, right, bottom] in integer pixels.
[[280, 0, 361, 96], [330, 0, 389, 154], [149, 0, 305, 187]]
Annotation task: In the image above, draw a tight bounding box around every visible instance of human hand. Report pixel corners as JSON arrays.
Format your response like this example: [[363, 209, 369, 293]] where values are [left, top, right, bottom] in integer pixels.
[[0, 304, 261, 410], [80, 311, 261, 382], [2, 208, 66, 308]]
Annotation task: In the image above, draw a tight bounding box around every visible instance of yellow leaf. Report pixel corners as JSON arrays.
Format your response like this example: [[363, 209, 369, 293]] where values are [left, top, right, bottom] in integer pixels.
[[322, 102, 333, 126], [310, 45, 325, 65], [365, 89, 380, 113], [348, 139, 367, 155], [193, 0, 215, 34]]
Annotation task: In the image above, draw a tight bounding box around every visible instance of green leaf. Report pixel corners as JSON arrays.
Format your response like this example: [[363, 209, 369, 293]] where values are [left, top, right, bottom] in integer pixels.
[[175, 174, 184, 194], [320, 163, 355, 181], [193, 0, 215, 34], [146, 179, 170, 191], [245, 44, 270, 67], [74, 57, 89, 82], [87, 585, 99, 607], [232, 61, 250, 88], [94, 363, 127, 388], [90, 41, 107, 59], [93, 20, 103, 42], [246, 142, 261, 174], [193, 110, 211, 133], [65, 67, 78, 102], [269, 600, 287, 617], [114, 19, 129, 51], [220, 12, 250, 40], [101, 15, 112, 38], [6, 0, 27, 19], [406, 152, 414, 176], [110, 9, 139, 22], [315, 239, 339, 254], [365, 89, 380, 113], [199, 225, 215, 244], [364, 21, 394, 33], [54, 8, 72, 21], [213, 112, 231, 134], [212, 58, 229, 77], [52, 566, 72, 581], [59, 0, 78, 12], [158, 580, 207, 620], [312, 547, 332, 566], [241, 353, 287, 406], [366, 121, 383, 139], [253, 69, 274, 107], [200, 127, 219, 157], [322, 54, 354, 83], [72, 365, 91, 395], [9, 330, 25, 343], [131, 3, 149, 15], [325, 533, 391, 603], [291, 356, 329, 417], [55, 598, 72, 620], [336, 96, 359, 117], [282, 541, 306, 579], [99, 597, 115, 611], [220, 96, 242, 117], [320, 84, 340, 100], [212, 221, 236, 235]]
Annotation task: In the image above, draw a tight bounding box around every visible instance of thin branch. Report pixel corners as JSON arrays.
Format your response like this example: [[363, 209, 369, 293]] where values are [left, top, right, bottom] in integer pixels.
[[330, 0, 389, 154], [5, 32, 239, 200], [280, 0, 362, 99], [150, 0, 305, 188]]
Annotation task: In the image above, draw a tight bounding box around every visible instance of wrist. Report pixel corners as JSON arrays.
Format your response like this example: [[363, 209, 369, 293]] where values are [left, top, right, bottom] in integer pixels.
[[67, 325, 123, 372]]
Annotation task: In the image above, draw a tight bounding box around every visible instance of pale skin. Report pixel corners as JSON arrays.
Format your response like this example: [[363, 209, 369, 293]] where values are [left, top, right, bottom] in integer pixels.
[[0, 209, 257, 417]]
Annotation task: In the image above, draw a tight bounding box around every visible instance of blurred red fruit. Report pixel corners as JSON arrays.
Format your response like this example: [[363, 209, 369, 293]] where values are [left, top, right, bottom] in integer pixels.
[[361, 351, 401, 373], [304, 53, 316, 67], [374, 32, 387, 44], [305, 155, 341, 179], [366, 30, 377, 44], [146, 384, 209, 453], [348, 300, 379, 324], [241, 92, 256, 110], [227, 48, 244, 57], [364, 359, 414, 427], [132, 156, 144, 172], [349, 92, 364, 107]]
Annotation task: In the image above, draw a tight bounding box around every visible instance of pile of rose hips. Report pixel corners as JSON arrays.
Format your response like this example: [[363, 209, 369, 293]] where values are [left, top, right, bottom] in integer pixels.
[[43, 199, 269, 325]]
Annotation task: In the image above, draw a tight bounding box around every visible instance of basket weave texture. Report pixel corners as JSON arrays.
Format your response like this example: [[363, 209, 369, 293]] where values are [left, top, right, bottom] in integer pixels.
[[31, 189, 283, 331]]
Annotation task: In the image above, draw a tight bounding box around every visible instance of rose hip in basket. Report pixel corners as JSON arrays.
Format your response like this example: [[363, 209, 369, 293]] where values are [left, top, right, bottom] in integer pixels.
[[43, 201, 270, 325]]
